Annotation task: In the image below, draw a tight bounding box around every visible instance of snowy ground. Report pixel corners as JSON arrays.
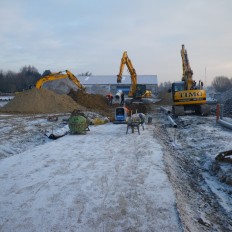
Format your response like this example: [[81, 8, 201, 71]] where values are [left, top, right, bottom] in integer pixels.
[[1, 106, 232, 232], [0, 96, 14, 101], [0, 101, 8, 108], [155, 109, 232, 232], [0, 113, 69, 159], [0, 114, 181, 232]]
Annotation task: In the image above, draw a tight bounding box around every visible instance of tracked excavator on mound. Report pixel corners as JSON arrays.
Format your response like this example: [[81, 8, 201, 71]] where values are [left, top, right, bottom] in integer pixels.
[[36, 70, 86, 91], [170, 45, 210, 116], [117, 51, 152, 104]]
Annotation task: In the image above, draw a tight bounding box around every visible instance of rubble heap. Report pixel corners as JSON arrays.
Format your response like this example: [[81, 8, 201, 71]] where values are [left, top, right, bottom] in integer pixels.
[[68, 89, 109, 111], [219, 88, 232, 117], [0, 88, 85, 114], [224, 99, 232, 117], [68, 90, 116, 121]]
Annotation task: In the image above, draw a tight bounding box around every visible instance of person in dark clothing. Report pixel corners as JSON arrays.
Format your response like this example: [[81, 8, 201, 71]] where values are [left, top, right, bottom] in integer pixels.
[[120, 92, 124, 105], [106, 93, 113, 105]]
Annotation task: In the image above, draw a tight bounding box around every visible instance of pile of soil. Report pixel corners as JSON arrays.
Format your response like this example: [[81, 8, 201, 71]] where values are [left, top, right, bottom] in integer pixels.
[[68, 90, 116, 121], [0, 88, 85, 114], [68, 89, 109, 111], [125, 103, 148, 114], [219, 88, 232, 117]]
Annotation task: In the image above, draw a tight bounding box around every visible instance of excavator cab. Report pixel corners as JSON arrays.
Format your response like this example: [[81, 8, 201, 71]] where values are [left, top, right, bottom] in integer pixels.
[[133, 84, 147, 99], [172, 82, 185, 92]]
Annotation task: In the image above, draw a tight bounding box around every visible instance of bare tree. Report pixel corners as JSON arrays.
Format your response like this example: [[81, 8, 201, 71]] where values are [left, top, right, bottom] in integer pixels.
[[0, 66, 41, 93], [42, 70, 52, 77], [158, 81, 172, 92], [212, 76, 232, 92], [79, 71, 92, 76]]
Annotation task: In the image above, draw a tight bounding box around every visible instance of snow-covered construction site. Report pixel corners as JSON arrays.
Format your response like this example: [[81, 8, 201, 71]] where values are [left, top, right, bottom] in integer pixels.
[[0, 86, 232, 232]]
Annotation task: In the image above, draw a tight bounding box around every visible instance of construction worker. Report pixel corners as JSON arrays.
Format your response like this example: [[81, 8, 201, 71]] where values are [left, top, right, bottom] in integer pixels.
[[120, 91, 124, 105], [106, 93, 113, 105]]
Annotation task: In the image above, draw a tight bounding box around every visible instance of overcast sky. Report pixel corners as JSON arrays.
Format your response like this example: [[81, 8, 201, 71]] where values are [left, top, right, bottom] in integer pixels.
[[0, 0, 231, 85]]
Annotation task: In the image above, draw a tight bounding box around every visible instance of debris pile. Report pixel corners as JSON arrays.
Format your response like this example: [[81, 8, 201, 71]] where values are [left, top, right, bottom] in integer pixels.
[[68, 89, 109, 111], [219, 88, 232, 117], [68, 89, 116, 120], [0, 88, 85, 114], [125, 103, 148, 114]]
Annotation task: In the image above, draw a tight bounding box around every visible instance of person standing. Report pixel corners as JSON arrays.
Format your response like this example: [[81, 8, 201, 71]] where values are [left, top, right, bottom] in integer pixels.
[[120, 92, 124, 105], [109, 94, 113, 105], [106, 93, 113, 106]]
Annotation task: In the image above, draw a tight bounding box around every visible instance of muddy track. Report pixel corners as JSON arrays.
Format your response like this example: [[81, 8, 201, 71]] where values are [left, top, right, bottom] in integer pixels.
[[150, 106, 232, 232]]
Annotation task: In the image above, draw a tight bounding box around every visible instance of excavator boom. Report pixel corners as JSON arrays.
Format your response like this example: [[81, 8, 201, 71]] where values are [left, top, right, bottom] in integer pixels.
[[65, 70, 85, 91], [181, 45, 194, 90], [35, 72, 63, 89], [36, 70, 85, 91], [117, 51, 151, 99]]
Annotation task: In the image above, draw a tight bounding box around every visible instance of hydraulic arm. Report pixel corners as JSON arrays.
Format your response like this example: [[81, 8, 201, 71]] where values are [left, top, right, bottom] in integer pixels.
[[36, 70, 85, 91], [117, 51, 151, 99], [181, 44, 194, 90], [117, 51, 137, 97]]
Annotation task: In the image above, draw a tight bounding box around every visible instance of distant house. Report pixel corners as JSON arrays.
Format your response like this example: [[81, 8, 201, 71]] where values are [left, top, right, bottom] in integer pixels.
[[78, 75, 158, 96]]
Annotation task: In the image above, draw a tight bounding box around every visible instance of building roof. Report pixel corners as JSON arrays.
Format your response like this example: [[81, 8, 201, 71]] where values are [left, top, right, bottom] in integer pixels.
[[78, 75, 158, 85]]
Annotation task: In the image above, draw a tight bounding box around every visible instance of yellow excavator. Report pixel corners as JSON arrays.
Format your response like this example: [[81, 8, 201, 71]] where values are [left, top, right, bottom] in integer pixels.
[[117, 51, 152, 101], [35, 70, 85, 91], [170, 45, 210, 116]]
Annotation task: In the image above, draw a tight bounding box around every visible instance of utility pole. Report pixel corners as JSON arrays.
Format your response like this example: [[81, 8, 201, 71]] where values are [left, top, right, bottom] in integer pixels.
[[204, 67, 207, 87]]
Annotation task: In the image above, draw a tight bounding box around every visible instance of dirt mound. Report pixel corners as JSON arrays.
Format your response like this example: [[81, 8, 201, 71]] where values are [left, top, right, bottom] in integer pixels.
[[125, 103, 148, 114], [68, 89, 109, 111], [218, 88, 232, 117], [0, 88, 85, 114], [68, 90, 116, 121], [224, 98, 232, 117]]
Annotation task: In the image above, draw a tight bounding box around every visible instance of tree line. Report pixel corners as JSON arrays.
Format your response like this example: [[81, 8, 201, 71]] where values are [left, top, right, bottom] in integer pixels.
[[0, 66, 92, 93], [0, 66, 46, 93], [0, 65, 231, 93]]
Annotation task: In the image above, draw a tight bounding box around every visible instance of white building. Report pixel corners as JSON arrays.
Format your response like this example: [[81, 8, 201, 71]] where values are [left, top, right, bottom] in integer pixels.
[[78, 75, 158, 96]]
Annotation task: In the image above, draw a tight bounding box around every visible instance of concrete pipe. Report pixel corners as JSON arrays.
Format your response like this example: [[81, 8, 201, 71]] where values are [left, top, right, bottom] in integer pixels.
[[167, 115, 177, 128], [218, 119, 232, 130], [115, 90, 123, 100], [160, 106, 171, 115]]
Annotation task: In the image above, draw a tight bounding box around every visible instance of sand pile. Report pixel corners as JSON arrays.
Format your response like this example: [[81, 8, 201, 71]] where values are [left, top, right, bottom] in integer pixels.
[[68, 89, 109, 111], [0, 88, 85, 114]]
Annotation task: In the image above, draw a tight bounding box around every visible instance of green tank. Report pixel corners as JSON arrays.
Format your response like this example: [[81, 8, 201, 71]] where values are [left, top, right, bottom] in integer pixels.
[[68, 115, 88, 134]]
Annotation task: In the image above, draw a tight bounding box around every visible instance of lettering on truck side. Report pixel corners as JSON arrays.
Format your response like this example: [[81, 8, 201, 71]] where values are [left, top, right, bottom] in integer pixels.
[[179, 91, 203, 98]]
